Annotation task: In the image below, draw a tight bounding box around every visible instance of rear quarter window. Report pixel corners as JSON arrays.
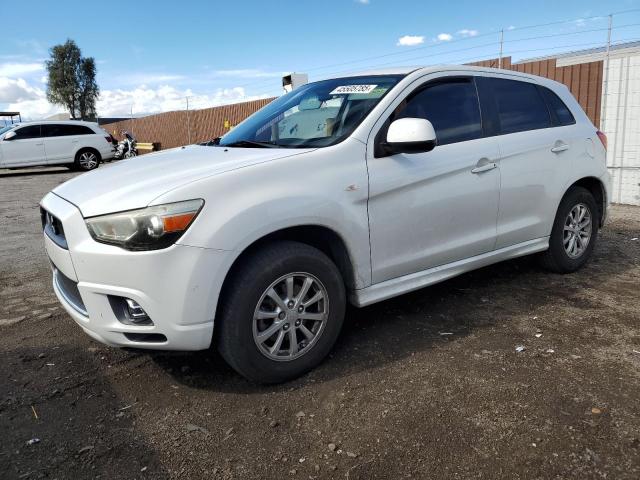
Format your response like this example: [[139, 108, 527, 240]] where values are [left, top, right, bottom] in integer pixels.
[[540, 87, 576, 126]]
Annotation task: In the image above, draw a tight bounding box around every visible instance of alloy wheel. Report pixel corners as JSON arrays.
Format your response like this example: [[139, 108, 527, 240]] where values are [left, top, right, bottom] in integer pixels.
[[79, 152, 98, 170], [563, 203, 592, 259], [252, 272, 329, 361]]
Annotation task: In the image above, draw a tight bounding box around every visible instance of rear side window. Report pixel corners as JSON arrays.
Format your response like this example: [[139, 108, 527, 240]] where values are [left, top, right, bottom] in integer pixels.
[[540, 87, 575, 126], [43, 124, 95, 137], [481, 78, 551, 135], [395, 79, 482, 145], [13, 125, 41, 140]]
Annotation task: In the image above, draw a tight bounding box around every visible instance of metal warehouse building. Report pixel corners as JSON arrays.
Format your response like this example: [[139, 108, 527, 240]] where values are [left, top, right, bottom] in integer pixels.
[[473, 41, 640, 206], [553, 41, 640, 206]]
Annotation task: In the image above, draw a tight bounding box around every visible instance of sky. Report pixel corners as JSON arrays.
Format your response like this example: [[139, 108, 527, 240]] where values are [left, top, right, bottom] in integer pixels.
[[1, 0, 639, 120]]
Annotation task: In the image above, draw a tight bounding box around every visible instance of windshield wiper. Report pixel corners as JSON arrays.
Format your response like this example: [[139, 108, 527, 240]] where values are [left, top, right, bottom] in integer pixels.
[[222, 140, 279, 148]]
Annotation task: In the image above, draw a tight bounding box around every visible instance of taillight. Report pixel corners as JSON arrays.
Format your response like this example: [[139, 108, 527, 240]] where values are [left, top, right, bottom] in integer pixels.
[[596, 130, 607, 150], [105, 135, 113, 143]]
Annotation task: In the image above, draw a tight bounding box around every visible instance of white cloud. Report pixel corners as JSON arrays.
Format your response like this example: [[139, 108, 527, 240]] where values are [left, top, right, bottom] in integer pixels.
[[397, 35, 425, 47], [0, 65, 274, 120], [96, 85, 269, 117], [457, 29, 478, 37], [507, 25, 516, 31], [0, 74, 271, 120], [6, 97, 62, 119], [436, 33, 453, 42], [0, 77, 42, 103], [0, 62, 44, 77], [0, 76, 61, 119], [355, 0, 370, 4]]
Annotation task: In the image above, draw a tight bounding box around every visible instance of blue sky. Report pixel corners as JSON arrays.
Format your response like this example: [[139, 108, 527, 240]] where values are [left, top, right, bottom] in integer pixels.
[[1, 0, 639, 119]]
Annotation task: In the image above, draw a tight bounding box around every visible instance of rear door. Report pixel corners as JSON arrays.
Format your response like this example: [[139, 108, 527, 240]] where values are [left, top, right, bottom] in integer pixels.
[[42, 124, 93, 164], [0, 125, 45, 167], [476, 76, 575, 249]]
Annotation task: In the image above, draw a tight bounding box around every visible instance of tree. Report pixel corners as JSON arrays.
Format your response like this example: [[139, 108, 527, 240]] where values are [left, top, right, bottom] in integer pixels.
[[45, 39, 99, 120]]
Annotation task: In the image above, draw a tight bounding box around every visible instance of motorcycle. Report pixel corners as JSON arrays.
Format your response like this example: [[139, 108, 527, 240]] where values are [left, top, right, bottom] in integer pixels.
[[114, 132, 138, 160]]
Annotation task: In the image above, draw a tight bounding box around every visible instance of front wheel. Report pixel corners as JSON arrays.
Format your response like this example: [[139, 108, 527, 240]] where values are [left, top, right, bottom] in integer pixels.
[[539, 186, 599, 273], [217, 241, 346, 383]]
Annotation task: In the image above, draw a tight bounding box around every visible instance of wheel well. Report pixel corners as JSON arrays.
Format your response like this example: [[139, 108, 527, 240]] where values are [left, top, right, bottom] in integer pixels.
[[568, 177, 606, 227], [75, 147, 101, 162], [221, 225, 357, 298]]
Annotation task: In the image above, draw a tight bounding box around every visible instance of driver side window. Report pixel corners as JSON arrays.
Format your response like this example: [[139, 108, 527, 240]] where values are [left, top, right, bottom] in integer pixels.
[[11, 125, 42, 140], [394, 78, 482, 146]]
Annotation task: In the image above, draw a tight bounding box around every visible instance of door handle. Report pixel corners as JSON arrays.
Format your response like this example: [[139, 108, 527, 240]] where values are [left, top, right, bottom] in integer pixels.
[[34, 142, 44, 146], [551, 142, 569, 153], [471, 159, 498, 174]]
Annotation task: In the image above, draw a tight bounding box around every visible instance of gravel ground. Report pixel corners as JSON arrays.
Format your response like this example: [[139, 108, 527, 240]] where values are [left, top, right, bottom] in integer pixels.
[[1, 167, 639, 480]]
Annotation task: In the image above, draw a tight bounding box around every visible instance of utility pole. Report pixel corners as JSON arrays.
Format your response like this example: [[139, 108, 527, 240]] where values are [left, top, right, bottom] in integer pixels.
[[498, 29, 504, 69], [601, 14, 613, 134], [186, 96, 192, 145]]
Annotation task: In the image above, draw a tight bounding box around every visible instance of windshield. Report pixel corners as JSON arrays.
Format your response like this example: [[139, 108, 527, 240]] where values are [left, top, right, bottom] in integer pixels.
[[219, 75, 403, 148], [0, 125, 17, 136]]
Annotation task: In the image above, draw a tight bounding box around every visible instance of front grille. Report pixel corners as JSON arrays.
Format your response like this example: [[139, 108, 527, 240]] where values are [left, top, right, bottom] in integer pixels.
[[53, 268, 87, 316], [41, 207, 67, 249]]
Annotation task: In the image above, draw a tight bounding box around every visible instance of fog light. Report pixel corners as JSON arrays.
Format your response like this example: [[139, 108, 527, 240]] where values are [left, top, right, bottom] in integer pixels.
[[108, 296, 154, 326], [125, 299, 150, 323]]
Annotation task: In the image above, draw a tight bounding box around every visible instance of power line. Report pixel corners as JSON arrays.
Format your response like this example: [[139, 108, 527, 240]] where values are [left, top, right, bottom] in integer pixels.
[[239, 35, 640, 102], [504, 22, 640, 44], [234, 9, 640, 94]]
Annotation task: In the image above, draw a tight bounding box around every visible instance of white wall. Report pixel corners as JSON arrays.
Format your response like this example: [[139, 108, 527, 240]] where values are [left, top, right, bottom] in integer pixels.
[[601, 54, 640, 205]]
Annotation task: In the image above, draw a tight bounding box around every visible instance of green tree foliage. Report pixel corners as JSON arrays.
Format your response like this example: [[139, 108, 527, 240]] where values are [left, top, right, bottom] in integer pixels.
[[45, 39, 99, 120]]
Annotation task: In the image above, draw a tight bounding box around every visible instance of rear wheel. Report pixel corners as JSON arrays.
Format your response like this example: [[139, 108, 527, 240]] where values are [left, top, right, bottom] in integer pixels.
[[217, 241, 346, 383], [539, 186, 598, 273], [74, 149, 100, 171]]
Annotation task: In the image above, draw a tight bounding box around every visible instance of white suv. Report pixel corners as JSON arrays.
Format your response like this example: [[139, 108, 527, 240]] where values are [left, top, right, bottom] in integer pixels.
[[40, 66, 609, 383], [0, 120, 114, 171]]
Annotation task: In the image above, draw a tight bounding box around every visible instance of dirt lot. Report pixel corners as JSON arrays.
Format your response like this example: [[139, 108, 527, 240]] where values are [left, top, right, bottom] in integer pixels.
[[1, 168, 639, 480]]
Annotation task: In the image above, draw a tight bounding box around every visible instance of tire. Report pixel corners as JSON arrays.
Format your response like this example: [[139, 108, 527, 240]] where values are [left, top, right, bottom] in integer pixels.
[[217, 241, 346, 383], [74, 149, 100, 171], [538, 186, 599, 273]]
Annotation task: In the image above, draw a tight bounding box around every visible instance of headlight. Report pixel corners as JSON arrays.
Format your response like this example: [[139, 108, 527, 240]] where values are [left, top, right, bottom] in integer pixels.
[[85, 199, 204, 250]]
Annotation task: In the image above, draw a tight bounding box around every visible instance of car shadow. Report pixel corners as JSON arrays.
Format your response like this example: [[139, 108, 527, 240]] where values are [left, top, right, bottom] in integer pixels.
[[0, 168, 71, 177], [149, 240, 628, 394]]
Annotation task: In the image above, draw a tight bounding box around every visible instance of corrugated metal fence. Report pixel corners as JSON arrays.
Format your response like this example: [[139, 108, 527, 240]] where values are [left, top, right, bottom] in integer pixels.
[[101, 98, 275, 149]]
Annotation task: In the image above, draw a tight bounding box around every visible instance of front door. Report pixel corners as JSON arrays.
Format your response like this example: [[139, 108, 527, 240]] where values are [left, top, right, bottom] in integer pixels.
[[367, 77, 501, 283], [0, 124, 45, 167]]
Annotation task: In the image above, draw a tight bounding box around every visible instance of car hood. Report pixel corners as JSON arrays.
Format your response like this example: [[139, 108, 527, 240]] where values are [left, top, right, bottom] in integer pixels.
[[53, 145, 313, 217]]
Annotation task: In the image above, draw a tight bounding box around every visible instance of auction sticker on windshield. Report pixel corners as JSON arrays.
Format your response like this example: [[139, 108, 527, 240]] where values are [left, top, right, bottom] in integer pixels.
[[330, 84, 377, 95]]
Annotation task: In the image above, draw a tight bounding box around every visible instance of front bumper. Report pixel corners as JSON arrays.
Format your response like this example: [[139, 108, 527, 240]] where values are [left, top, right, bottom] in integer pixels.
[[41, 192, 230, 351]]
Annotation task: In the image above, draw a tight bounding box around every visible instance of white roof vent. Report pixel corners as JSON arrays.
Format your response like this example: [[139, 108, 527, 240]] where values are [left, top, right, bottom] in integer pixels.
[[282, 73, 308, 93]]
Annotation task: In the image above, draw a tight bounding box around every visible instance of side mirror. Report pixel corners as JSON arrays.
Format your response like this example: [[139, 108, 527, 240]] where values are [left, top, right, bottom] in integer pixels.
[[384, 118, 436, 155], [3, 131, 17, 141]]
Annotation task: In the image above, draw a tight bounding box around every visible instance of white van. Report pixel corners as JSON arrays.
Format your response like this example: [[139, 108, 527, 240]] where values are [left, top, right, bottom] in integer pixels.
[[40, 66, 609, 382], [0, 121, 114, 171]]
